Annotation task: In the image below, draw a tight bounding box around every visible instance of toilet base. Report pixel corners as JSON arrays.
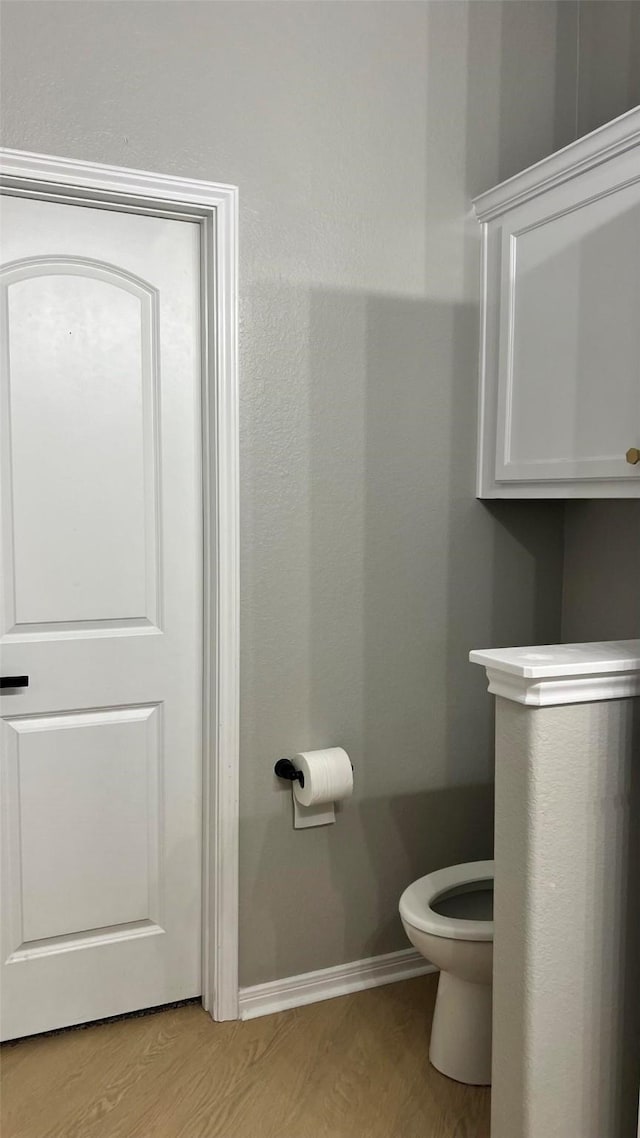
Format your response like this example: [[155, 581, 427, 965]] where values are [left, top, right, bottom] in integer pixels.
[[429, 970, 492, 1086]]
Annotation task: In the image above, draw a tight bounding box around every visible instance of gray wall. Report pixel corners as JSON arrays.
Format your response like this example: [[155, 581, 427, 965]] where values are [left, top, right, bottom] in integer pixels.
[[562, 2, 640, 644], [577, 0, 640, 136], [562, 503, 640, 641], [1, 1, 580, 987]]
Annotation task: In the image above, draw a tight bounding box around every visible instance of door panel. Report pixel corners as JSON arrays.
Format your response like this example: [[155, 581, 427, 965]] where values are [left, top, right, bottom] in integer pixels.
[[0, 193, 202, 1039], [5, 706, 160, 946], [3, 260, 159, 629]]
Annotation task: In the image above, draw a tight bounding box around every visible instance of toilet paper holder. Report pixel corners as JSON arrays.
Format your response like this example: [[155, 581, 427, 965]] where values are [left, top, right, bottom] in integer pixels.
[[274, 751, 353, 830], [274, 757, 305, 787]]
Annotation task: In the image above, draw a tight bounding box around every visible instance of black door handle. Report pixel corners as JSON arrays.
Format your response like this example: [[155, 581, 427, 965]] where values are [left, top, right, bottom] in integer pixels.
[[0, 676, 29, 689]]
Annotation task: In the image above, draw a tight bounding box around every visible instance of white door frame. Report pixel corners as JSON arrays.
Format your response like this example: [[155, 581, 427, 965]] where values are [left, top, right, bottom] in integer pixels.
[[0, 148, 240, 1021]]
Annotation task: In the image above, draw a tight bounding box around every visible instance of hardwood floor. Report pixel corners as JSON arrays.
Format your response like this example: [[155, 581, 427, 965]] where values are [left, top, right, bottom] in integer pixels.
[[1, 974, 490, 1138]]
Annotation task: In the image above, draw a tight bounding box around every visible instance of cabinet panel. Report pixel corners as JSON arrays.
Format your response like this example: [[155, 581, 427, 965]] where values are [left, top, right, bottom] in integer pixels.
[[474, 106, 640, 499], [496, 168, 640, 483]]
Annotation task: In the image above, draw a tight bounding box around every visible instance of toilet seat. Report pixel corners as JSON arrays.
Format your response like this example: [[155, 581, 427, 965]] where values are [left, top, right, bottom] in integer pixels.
[[399, 860, 494, 942]]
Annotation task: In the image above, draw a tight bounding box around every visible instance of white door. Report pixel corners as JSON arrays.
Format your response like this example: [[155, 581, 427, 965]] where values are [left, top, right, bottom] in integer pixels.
[[0, 193, 203, 1040]]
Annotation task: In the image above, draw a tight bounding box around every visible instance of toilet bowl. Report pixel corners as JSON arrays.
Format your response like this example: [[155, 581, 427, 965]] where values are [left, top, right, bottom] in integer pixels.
[[399, 860, 494, 1086]]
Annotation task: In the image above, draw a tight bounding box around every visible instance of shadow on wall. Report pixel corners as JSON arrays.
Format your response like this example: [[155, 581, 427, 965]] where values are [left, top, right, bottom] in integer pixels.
[[239, 0, 574, 988], [576, 0, 640, 137], [563, 499, 640, 641], [461, 0, 579, 196], [308, 285, 565, 797], [342, 783, 495, 959], [246, 782, 495, 981], [239, 286, 563, 987]]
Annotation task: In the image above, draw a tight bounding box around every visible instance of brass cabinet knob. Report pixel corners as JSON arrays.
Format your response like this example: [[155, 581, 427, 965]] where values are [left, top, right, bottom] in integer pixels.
[[626, 447, 640, 465]]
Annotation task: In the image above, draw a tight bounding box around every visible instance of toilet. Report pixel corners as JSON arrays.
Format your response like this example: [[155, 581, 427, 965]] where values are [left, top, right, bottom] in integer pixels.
[[399, 860, 494, 1086]]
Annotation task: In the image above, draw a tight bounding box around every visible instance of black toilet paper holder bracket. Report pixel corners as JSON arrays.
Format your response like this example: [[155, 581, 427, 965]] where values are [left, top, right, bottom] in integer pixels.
[[274, 758, 305, 788]]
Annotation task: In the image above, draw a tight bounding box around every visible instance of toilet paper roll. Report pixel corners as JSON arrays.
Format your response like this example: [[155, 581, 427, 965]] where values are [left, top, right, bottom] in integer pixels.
[[292, 748, 353, 808]]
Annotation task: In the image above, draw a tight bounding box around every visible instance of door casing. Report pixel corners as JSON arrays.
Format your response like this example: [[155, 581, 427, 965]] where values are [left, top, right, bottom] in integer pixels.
[[0, 147, 240, 1022]]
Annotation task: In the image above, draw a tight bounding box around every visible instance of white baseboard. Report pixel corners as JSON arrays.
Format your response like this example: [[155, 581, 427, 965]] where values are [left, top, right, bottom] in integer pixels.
[[239, 948, 436, 1021]]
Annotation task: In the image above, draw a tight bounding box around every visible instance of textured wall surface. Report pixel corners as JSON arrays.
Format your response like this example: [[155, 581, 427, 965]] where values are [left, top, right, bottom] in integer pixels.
[[561, 1, 640, 645], [560, 2, 640, 646], [577, 0, 640, 135], [562, 502, 640, 642], [0, 1, 573, 986], [493, 696, 640, 1138]]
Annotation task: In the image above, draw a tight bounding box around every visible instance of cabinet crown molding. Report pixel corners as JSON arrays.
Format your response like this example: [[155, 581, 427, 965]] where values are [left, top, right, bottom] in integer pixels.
[[473, 105, 640, 222]]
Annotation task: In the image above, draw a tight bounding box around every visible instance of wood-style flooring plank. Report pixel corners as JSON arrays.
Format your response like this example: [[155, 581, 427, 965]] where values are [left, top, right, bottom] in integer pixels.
[[1, 975, 490, 1138]]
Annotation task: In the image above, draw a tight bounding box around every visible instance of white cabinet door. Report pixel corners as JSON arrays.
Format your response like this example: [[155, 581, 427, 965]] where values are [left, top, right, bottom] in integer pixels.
[[494, 146, 640, 486], [0, 194, 203, 1040]]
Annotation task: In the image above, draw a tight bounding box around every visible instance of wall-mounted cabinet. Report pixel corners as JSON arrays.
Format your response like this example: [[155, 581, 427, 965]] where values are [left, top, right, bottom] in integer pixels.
[[474, 107, 640, 499]]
